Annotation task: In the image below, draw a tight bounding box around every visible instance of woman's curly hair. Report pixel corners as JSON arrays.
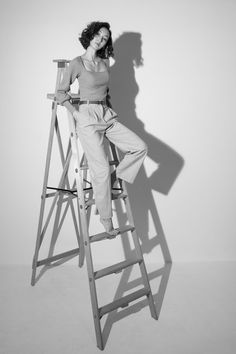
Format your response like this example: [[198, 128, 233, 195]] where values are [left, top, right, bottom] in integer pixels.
[[79, 21, 114, 59]]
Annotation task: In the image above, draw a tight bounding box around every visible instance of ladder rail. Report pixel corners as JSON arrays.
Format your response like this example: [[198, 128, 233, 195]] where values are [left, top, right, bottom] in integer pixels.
[[109, 142, 158, 320], [67, 109, 103, 349], [49, 118, 82, 262]]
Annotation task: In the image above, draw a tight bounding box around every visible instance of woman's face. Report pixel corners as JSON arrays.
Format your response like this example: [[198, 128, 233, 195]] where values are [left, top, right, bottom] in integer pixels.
[[90, 27, 110, 51]]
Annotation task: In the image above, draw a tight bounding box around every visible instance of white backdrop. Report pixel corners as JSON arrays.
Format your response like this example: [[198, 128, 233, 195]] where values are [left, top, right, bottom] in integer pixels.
[[1, 0, 236, 265]]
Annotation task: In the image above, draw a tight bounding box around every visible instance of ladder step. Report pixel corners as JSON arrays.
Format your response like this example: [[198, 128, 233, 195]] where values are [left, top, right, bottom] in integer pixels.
[[37, 247, 80, 267], [99, 287, 150, 318], [89, 225, 135, 243], [47, 186, 77, 194], [94, 257, 142, 280], [80, 160, 118, 170], [86, 192, 127, 207]]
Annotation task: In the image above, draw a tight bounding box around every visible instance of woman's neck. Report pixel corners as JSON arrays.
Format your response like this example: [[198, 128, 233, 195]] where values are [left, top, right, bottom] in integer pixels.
[[83, 47, 99, 62]]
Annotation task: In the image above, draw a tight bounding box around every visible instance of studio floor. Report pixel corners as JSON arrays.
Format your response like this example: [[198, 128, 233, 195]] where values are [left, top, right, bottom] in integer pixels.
[[1, 261, 236, 354]]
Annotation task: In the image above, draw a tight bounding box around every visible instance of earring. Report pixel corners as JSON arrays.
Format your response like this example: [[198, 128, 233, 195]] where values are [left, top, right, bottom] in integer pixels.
[[105, 47, 108, 58]]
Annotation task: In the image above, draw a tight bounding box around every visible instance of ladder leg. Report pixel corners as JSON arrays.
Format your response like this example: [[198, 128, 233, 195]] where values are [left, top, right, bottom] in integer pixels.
[[31, 140, 74, 284], [48, 194, 64, 259], [84, 238, 104, 350], [75, 166, 104, 350], [31, 102, 58, 286], [68, 110, 104, 349], [66, 180, 85, 267], [55, 123, 84, 265]]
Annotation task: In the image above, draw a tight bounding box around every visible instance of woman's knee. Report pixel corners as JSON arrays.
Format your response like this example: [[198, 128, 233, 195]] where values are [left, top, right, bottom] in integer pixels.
[[95, 163, 110, 179]]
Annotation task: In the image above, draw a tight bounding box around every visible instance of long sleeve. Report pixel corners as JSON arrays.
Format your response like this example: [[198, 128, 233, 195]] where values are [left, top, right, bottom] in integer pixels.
[[56, 57, 81, 114]]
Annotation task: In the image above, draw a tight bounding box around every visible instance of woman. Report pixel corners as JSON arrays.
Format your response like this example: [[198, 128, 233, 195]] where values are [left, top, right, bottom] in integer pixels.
[[56, 21, 147, 236]]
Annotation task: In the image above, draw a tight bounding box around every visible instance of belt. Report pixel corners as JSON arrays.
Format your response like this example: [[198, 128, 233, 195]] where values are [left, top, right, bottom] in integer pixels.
[[79, 100, 106, 105]]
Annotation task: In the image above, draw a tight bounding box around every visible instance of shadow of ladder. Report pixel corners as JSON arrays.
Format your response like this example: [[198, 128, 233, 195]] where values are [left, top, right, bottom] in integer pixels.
[[31, 59, 158, 351]]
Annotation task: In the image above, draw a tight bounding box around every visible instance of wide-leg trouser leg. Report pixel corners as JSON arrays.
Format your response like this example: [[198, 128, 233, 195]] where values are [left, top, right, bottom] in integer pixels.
[[105, 120, 148, 184], [77, 128, 112, 219]]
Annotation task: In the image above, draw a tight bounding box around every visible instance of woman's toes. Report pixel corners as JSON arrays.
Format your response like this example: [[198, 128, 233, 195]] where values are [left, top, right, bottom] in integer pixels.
[[106, 228, 119, 237]]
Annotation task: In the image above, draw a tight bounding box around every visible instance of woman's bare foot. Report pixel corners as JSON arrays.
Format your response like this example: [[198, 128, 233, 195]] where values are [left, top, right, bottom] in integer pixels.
[[100, 217, 119, 237]]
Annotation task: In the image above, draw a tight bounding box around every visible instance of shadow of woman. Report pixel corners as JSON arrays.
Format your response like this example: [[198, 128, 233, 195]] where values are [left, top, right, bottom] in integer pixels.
[[101, 32, 184, 348], [109, 32, 184, 261]]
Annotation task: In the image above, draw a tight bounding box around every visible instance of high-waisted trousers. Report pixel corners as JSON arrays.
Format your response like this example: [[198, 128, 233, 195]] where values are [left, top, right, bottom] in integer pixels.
[[75, 103, 147, 219]]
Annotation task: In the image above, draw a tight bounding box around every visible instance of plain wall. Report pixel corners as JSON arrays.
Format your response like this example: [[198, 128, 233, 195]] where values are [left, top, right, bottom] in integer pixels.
[[0, 0, 236, 265]]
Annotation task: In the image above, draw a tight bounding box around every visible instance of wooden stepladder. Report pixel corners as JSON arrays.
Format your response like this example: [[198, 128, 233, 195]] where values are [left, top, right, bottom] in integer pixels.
[[31, 59, 158, 351]]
